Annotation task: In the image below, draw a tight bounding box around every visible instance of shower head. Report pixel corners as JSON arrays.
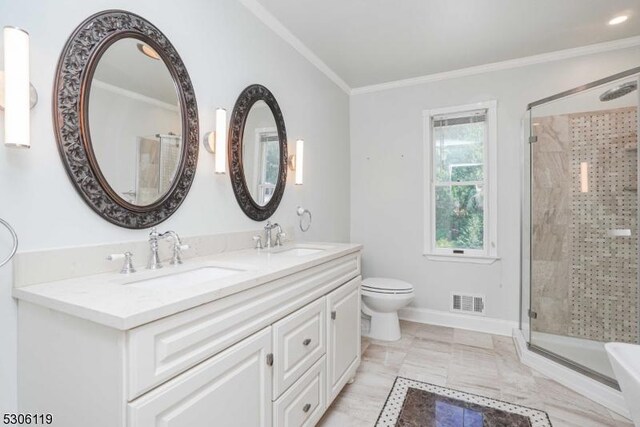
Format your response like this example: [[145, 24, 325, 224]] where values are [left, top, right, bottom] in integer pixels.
[[599, 81, 638, 102]]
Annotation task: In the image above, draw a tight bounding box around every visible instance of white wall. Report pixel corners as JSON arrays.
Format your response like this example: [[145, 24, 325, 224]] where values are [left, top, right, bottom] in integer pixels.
[[0, 0, 350, 410], [350, 46, 640, 323]]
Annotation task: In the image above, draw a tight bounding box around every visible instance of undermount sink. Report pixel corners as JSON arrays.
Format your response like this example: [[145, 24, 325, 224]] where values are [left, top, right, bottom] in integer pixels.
[[125, 266, 243, 291], [605, 342, 640, 426], [268, 245, 329, 257]]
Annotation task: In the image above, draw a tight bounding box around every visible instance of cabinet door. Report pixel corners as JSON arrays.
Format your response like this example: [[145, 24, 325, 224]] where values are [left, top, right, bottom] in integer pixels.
[[326, 277, 361, 404], [128, 327, 272, 427]]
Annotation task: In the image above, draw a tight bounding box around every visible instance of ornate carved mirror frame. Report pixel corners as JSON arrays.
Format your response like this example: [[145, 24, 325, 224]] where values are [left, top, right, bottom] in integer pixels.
[[53, 10, 199, 229], [228, 84, 288, 221]]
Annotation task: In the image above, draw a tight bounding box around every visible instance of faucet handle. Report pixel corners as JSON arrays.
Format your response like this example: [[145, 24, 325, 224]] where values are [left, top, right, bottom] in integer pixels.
[[107, 251, 136, 274], [275, 231, 286, 246], [169, 243, 189, 266], [253, 235, 263, 249]]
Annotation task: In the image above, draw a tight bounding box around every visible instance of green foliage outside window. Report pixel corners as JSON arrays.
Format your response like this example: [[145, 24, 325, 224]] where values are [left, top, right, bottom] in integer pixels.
[[433, 121, 485, 250], [264, 139, 280, 186]]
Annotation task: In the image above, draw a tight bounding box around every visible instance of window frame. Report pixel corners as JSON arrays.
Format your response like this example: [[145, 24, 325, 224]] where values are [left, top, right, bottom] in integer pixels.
[[253, 127, 278, 205], [423, 101, 498, 263]]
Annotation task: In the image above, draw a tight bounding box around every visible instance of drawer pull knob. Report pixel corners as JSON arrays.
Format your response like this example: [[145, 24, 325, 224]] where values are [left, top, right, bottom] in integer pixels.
[[303, 338, 311, 346], [331, 310, 336, 320], [303, 403, 311, 413]]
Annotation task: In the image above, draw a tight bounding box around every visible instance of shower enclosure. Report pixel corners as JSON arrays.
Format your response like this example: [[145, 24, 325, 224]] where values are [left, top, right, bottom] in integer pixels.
[[522, 67, 640, 387]]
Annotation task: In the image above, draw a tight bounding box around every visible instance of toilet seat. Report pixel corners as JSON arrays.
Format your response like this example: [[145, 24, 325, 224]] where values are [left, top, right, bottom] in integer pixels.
[[361, 287, 413, 295], [362, 278, 414, 295]]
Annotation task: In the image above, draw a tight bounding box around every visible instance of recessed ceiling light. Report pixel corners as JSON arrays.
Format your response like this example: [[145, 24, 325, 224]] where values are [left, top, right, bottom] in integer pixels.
[[136, 43, 160, 60], [608, 15, 628, 25]]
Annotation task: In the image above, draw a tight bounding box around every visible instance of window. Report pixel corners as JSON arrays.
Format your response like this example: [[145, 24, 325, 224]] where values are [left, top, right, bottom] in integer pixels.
[[423, 101, 498, 262], [253, 128, 279, 205]]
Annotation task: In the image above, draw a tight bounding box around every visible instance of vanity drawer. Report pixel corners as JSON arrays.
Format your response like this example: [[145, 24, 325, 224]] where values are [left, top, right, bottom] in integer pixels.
[[274, 356, 326, 427], [273, 297, 326, 398], [126, 253, 359, 400]]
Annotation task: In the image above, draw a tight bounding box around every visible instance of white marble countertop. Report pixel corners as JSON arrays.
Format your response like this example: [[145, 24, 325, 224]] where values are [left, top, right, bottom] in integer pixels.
[[13, 242, 362, 330]]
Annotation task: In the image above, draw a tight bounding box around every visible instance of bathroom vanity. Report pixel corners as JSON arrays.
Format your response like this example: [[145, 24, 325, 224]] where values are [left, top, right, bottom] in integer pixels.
[[14, 243, 362, 427]]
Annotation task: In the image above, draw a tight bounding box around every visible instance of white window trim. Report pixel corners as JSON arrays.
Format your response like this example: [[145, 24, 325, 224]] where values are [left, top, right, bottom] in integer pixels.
[[422, 100, 499, 263], [253, 127, 278, 204]]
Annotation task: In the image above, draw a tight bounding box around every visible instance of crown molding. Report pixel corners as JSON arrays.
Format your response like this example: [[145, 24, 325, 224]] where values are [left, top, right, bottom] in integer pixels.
[[238, 0, 351, 95], [232, 2, 640, 99], [92, 79, 179, 112], [352, 35, 640, 95]]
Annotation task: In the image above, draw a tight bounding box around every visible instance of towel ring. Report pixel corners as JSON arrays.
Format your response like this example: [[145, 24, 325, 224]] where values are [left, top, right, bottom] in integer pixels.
[[296, 207, 312, 232], [0, 217, 18, 268]]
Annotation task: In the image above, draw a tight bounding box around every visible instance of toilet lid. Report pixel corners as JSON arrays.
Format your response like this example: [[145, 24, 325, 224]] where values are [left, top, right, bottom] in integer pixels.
[[362, 277, 414, 292]]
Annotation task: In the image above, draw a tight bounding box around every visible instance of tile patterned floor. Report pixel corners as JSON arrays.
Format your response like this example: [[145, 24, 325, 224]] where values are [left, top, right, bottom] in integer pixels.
[[318, 321, 633, 427]]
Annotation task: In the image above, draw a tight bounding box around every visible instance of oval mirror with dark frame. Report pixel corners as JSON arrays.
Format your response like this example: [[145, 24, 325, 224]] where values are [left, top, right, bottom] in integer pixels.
[[53, 10, 199, 229], [229, 85, 288, 221]]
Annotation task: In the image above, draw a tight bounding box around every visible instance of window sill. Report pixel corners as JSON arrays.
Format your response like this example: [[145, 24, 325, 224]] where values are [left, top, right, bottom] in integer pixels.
[[423, 254, 500, 265]]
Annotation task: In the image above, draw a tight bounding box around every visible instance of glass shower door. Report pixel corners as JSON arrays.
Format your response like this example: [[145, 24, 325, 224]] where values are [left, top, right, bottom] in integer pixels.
[[527, 72, 640, 385]]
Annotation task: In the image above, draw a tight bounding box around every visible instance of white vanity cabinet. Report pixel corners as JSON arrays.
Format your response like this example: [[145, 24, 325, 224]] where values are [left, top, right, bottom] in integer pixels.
[[17, 250, 362, 427], [326, 278, 361, 405], [129, 327, 273, 427]]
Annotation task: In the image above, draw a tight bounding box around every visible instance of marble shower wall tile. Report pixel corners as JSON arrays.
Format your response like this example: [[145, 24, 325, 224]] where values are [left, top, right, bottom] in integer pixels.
[[531, 115, 571, 336]]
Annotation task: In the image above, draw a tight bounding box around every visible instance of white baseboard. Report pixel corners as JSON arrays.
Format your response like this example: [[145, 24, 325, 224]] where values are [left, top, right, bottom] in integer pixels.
[[398, 307, 518, 337], [512, 329, 631, 420]]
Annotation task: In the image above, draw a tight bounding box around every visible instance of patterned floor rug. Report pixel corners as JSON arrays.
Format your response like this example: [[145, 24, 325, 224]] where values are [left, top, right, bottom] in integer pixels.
[[376, 377, 553, 427]]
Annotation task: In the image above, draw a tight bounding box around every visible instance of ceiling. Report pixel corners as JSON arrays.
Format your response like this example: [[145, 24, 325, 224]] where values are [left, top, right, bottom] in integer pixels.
[[253, 0, 640, 89]]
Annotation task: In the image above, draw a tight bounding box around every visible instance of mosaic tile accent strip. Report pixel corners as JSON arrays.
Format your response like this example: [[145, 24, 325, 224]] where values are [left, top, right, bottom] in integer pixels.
[[375, 377, 552, 427], [569, 107, 638, 343]]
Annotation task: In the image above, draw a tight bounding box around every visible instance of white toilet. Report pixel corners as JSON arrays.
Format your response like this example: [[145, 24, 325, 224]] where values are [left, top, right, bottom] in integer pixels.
[[361, 277, 414, 341]]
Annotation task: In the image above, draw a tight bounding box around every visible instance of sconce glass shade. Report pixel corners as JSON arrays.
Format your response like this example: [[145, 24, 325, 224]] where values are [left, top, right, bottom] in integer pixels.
[[3, 26, 30, 148], [295, 139, 304, 185], [215, 108, 227, 173]]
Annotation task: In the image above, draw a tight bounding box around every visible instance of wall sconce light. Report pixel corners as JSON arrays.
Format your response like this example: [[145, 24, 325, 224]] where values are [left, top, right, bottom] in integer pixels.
[[288, 139, 304, 185], [1, 26, 37, 148], [202, 108, 227, 174]]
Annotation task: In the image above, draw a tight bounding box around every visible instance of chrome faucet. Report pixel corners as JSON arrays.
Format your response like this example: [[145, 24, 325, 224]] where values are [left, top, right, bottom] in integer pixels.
[[263, 221, 285, 248], [147, 228, 189, 269], [264, 221, 278, 248], [148, 228, 163, 270]]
